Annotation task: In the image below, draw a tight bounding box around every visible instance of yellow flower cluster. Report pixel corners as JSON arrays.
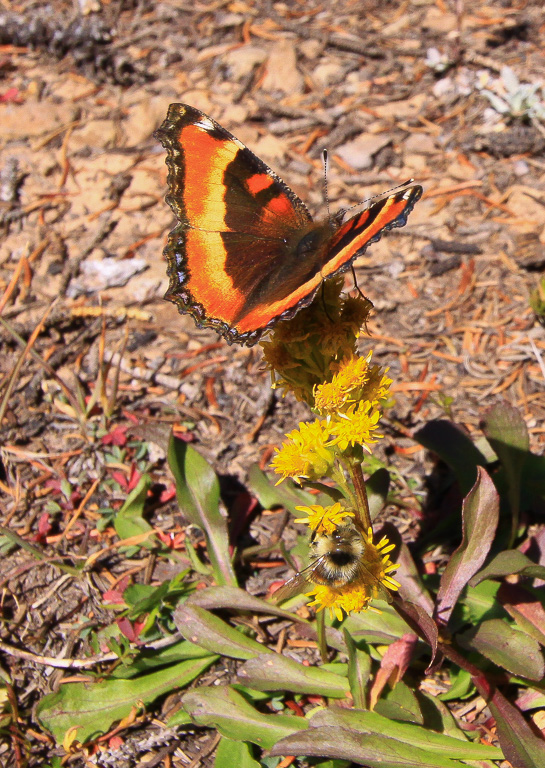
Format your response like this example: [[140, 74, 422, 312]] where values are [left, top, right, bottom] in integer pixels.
[[263, 277, 399, 617], [271, 420, 335, 484], [270, 352, 391, 484], [261, 277, 372, 406]]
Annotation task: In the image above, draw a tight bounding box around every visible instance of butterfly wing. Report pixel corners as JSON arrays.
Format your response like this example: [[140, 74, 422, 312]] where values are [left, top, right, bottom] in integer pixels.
[[155, 103, 318, 345], [318, 185, 423, 280], [156, 104, 423, 345]]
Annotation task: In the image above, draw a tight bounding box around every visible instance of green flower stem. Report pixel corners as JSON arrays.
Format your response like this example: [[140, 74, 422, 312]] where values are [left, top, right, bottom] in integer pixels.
[[331, 464, 357, 510], [315, 606, 328, 663], [346, 460, 372, 530]]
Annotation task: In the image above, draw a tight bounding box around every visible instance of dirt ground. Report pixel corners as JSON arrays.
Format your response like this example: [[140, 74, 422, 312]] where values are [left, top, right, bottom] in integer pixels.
[[1, 1, 545, 765]]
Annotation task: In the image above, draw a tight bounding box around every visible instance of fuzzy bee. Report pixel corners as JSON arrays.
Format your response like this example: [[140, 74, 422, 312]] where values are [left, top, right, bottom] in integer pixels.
[[273, 519, 393, 604]]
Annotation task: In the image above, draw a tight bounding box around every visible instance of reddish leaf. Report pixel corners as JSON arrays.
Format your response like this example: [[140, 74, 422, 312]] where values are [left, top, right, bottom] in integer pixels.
[[102, 589, 126, 605], [116, 617, 145, 643], [172, 428, 195, 442], [435, 467, 499, 625], [103, 575, 130, 605], [159, 483, 177, 503], [156, 530, 185, 550], [473, 675, 545, 768], [369, 634, 418, 710], [0, 87, 24, 103], [110, 470, 129, 489], [101, 425, 128, 447], [33, 513, 52, 543], [458, 618, 544, 680], [121, 410, 139, 425], [498, 582, 545, 647], [516, 689, 545, 712], [395, 542, 434, 615], [393, 598, 439, 671], [126, 465, 142, 492], [520, 529, 545, 587]]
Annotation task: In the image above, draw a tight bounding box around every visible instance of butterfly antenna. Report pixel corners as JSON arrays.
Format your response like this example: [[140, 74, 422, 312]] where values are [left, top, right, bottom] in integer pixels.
[[340, 178, 416, 219], [322, 149, 331, 221]]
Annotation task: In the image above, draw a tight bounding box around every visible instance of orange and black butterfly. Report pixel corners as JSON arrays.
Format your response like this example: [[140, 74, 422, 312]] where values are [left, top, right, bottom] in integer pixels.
[[155, 104, 422, 346]]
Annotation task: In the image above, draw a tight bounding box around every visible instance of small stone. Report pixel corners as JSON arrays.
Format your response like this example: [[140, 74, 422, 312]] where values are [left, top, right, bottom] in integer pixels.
[[336, 133, 392, 171]]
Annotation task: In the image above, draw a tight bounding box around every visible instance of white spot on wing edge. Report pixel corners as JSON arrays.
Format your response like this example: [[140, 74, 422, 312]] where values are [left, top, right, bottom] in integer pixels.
[[195, 117, 215, 131]]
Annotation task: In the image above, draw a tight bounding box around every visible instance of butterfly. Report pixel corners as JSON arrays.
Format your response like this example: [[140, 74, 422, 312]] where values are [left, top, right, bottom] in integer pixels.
[[155, 104, 422, 346]]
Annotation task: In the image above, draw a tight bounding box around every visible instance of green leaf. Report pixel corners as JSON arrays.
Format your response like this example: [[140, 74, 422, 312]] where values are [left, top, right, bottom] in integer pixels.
[[482, 402, 529, 545], [310, 707, 504, 760], [186, 585, 348, 654], [238, 653, 349, 698], [417, 692, 470, 739], [247, 464, 319, 514], [458, 619, 545, 680], [311, 761, 351, 768], [168, 436, 237, 586], [344, 601, 413, 645], [214, 738, 261, 768], [182, 685, 307, 749], [414, 420, 488, 496], [123, 582, 171, 617], [471, 549, 545, 586], [113, 474, 154, 549], [435, 467, 499, 625], [186, 585, 308, 624], [374, 680, 423, 725], [482, 402, 529, 453], [463, 580, 502, 624], [36, 657, 216, 744], [165, 709, 193, 727], [111, 639, 214, 679], [269, 726, 467, 767], [366, 468, 390, 521], [174, 604, 273, 660], [344, 630, 370, 709], [438, 668, 473, 702]]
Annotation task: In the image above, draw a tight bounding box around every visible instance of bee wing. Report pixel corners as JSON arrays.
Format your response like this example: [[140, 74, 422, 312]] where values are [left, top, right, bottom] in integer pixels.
[[355, 561, 393, 603], [272, 561, 318, 603]]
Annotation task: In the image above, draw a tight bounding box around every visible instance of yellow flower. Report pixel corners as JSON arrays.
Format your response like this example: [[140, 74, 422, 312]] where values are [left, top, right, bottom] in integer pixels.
[[271, 419, 334, 483], [294, 502, 353, 534], [328, 402, 382, 451], [333, 353, 373, 392], [313, 380, 350, 412], [313, 354, 392, 418], [307, 583, 372, 621]]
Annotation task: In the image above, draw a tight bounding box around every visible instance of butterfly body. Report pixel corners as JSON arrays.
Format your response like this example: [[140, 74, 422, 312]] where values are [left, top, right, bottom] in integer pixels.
[[155, 104, 422, 345]]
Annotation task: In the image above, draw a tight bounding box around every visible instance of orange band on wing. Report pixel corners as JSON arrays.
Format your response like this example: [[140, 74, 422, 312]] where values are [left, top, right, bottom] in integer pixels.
[[178, 123, 237, 231]]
